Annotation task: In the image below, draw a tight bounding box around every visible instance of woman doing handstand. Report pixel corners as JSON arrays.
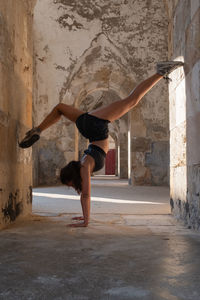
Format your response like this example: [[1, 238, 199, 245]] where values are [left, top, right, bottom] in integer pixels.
[[19, 61, 184, 227]]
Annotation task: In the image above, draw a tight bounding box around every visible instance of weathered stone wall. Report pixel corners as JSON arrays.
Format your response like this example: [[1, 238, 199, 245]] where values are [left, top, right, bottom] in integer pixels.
[[0, 0, 35, 227], [165, 0, 200, 229], [33, 0, 169, 186]]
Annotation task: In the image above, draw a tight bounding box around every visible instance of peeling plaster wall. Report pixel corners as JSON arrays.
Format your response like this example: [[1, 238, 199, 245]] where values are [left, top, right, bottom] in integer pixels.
[[0, 0, 35, 227], [165, 0, 200, 229], [33, 0, 168, 186]]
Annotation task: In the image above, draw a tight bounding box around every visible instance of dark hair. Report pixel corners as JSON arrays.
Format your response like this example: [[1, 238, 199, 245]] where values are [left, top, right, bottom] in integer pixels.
[[60, 161, 82, 194]]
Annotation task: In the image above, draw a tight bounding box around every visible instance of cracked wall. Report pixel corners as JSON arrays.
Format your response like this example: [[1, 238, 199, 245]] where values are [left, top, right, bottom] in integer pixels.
[[0, 0, 36, 227], [33, 0, 168, 186], [165, 0, 200, 229]]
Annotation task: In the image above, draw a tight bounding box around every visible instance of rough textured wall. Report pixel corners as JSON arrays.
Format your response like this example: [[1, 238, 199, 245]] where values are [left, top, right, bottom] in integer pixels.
[[0, 0, 35, 228], [33, 0, 168, 186], [165, 0, 200, 229]]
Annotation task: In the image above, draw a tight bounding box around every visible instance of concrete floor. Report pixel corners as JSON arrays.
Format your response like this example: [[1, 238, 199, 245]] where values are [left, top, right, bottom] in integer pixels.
[[33, 177, 170, 216], [0, 178, 200, 300]]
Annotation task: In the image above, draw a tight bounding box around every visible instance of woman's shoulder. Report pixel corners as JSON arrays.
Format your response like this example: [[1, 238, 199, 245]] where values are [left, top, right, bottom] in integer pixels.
[[80, 154, 95, 173]]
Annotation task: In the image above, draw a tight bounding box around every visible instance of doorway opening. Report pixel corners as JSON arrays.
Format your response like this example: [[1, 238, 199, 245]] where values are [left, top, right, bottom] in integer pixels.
[[105, 136, 116, 176]]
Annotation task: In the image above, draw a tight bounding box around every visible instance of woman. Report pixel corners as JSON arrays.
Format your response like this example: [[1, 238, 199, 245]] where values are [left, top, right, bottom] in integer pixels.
[[19, 61, 184, 227]]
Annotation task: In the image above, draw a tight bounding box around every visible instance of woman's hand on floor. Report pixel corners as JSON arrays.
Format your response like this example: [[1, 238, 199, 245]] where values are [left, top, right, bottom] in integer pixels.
[[72, 216, 84, 220], [68, 221, 88, 227]]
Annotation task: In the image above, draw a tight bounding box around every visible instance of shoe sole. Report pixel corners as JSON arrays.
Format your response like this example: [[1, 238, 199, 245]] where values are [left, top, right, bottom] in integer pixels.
[[19, 135, 40, 148], [157, 61, 184, 67]]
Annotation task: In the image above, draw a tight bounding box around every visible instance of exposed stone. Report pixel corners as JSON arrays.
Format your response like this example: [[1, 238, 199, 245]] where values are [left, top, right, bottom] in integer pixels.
[[131, 152, 145, 168], [186, 61, 200, 120], [185, 8, 200, 72], [187, 164, 200, 230], [132, 137, 152, 152], [145, 141, 169, 186], [173, 0, 191, 55], [130, 108, 146, 138], [38, 139, 67, 186], [132, 166, 151, 186], [119, 131, 128, 179], [145, 121, 169, 140]]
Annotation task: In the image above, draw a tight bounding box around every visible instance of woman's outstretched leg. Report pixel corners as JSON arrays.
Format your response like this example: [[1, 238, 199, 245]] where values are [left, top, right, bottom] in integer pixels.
[[90, 61, 184, 122], [89, 73, 163, 122]]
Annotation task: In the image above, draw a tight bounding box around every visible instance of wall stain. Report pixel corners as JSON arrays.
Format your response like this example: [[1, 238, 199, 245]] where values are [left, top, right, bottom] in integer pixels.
[[185, 201, 190, 214], [43, 45, 49, 53], [55, 64, 67, 71], [27, 186, 32, 204], [39, 94, 48, 105], [54, 0, 110, 21], [170, 198, 174, 212], [85, 46, 101, 66], [38, 56, 46, 62], [177, 199, 182, 212], [23, 64, 30, 72], [2, 190, 23, 222], [57, 14, 83, 30]]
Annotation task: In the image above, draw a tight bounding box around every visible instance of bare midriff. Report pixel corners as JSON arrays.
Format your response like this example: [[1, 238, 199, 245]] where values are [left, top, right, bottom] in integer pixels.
[[91, 138, 109, 154]]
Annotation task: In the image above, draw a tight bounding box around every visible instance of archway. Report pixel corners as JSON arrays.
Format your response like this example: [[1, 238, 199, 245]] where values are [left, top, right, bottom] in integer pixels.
[[75, 88, 129, 179]]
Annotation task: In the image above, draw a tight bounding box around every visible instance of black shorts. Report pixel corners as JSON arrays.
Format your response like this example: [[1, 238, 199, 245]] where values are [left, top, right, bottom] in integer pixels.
[[75, 113, 110, 142]]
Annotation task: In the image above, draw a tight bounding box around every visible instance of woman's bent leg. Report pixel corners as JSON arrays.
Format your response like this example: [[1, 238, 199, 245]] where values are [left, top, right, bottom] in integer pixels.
[[38, 103, 84, 132], [90, 73, 163, 122], [19, 103, 84, 148]]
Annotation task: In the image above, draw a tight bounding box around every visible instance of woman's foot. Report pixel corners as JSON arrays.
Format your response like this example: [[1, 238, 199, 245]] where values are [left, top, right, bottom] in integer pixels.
[[156, 61, 184, 81], [19, 127, 41, 148]]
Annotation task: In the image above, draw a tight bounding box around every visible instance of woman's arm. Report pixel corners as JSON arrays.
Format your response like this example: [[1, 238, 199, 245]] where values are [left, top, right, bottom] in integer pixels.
[[68, 165, 91, 227]]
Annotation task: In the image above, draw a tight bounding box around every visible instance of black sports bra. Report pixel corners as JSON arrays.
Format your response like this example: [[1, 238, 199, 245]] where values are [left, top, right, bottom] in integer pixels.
[[82, 144, 106, 172]]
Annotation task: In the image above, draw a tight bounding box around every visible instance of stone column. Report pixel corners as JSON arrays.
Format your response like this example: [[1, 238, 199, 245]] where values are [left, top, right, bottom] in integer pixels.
[[167, 0, 200, 229], [0, 0, 36, 228], [119, 132, 128, 179]]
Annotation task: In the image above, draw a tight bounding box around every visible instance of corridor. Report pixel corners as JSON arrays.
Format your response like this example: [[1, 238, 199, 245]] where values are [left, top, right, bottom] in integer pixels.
[[0, 179, 200, 300], [0, 0, 200, 299]]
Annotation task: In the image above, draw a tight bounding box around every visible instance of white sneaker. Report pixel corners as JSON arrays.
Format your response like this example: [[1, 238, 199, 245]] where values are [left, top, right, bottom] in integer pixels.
[[157, 61, 184, 80]]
